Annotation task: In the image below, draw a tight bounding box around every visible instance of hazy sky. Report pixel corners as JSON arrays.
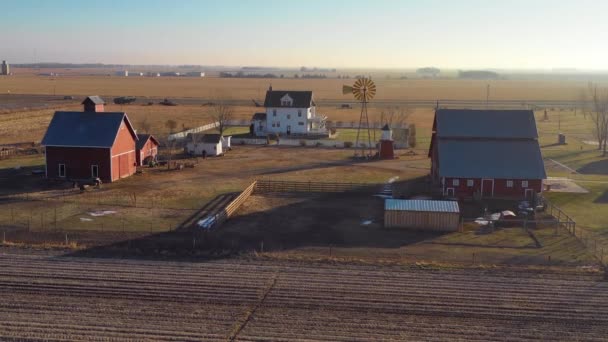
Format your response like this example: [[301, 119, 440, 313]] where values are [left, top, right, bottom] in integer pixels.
[[2, 0, 607, 69]]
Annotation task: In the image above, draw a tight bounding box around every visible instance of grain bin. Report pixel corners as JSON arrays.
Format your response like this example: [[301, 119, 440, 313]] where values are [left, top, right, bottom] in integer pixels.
[[384, 199, 460, 231]]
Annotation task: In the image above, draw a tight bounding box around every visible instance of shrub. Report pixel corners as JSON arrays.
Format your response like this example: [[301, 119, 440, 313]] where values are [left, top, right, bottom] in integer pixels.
[[315, 141, 322, 147], [299, 140, 306, 146], [344, 141, 353, 148]]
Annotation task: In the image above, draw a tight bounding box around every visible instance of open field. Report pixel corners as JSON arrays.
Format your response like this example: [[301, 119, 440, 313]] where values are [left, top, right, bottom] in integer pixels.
[[1, 75, 603, 101], [0, 249, 605, 341]]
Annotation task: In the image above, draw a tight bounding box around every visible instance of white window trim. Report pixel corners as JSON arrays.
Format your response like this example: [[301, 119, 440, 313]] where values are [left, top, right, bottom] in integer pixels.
[[452, 179, 459, 186], [467, 179, 474, 187], [522, 180, 529, 188], [506, 180, 514, 188], [58, 163, 66, 177]]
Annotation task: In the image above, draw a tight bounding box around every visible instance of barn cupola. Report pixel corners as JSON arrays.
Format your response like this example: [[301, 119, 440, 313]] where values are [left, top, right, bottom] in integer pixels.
[[82, 96, 105, 112]]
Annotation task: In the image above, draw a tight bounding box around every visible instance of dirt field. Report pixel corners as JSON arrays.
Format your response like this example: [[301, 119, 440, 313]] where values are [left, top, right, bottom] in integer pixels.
[[0, 248, 605, 341], [220, 193, 597, 267], [0, 75, 599, 101]]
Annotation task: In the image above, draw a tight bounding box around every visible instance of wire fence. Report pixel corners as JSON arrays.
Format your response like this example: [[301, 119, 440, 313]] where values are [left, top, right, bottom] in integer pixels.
[[545, 200, 607, 266]]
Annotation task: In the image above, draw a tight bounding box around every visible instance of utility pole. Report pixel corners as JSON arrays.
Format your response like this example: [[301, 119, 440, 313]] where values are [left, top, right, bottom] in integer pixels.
[[486, 84, 490, 109]]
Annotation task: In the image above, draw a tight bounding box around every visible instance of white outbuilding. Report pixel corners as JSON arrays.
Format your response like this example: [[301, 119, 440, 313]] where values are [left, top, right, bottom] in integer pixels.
[[186, 134, 224, 156]]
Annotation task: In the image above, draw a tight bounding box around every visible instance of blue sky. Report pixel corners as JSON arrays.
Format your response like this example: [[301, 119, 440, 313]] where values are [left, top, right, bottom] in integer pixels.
[[2, 0, 607, 69]]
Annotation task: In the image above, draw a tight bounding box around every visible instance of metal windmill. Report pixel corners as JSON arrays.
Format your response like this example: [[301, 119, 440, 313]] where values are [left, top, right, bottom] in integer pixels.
[[343, 78, 376, 157]]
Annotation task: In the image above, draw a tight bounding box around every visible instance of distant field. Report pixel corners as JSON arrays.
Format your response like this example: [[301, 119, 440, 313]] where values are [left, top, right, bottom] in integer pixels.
[[0, 74, 601, 101]]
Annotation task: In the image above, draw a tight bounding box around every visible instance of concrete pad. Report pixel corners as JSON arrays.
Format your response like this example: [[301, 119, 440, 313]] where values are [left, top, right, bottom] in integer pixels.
[[545, 177, 589, 193]]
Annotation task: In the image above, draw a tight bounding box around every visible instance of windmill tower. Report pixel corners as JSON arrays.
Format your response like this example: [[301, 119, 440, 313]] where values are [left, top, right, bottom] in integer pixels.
[[342, 78, 376, 157]]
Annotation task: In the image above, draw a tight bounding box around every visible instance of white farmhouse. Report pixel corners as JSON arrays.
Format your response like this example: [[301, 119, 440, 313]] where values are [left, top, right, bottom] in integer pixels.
[[251, 87, 327, 136]]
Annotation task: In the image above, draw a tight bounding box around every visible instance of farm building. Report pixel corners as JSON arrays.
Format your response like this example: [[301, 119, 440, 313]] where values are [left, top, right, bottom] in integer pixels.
[[186, 134, 226, 156], [384, 199, 460, 231], [136, 134, 159, 166], [251, 86, 327, 136], [41, 96, 138, 183], [428, 109, 546, 199]]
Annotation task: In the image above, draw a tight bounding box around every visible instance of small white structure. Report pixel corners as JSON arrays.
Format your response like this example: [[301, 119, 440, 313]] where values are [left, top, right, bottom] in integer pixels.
[[186, 134, 224, 156], [251, 86, 327, 136], [221, 135, 231, 150], [116, 70, 128, 77], [252, 113, 267, 137], [1, 60, 9, 75]]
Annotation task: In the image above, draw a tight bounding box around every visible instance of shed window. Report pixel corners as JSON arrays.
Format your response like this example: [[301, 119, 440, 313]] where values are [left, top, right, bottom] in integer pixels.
[[298, 122, 305, 126], [58, 164, 66, 177], [452, 179, 459, 186], [467, 179, 474, 187], [273, 110, 277, 116], [506, 180, 514, 188], [91, 165, 99, 178], [522, 180, 529, 188], [298, 110, 302, 117]]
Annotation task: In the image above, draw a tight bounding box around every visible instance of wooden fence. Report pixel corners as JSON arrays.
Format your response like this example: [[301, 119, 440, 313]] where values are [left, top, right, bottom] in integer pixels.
[[214, 181, 257, 228], [546, 200, 606, 266], [254, 180, 383, 194]]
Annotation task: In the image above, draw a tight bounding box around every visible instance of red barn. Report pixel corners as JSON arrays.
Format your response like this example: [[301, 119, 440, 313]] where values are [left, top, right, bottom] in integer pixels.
[[428, 109, 546, 199], [41, 96, 138, 183], [136, 134, 159, 166]]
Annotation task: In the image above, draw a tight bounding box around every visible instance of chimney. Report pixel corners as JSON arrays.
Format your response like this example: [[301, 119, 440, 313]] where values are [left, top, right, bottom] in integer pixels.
[[82, 96, 105, 112]]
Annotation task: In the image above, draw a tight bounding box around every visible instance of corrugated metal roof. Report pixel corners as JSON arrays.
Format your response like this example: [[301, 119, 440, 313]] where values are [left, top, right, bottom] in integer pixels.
[[41, 111, 129, 148], [437, 138, 546, 179], [385, 199, 460, 213], [435, 109, 538, 139]]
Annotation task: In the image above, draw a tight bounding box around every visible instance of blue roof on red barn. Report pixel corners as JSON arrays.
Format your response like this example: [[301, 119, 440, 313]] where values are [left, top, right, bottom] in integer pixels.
[[41, 111, 137, 148], [434, 109, 538, 139], [437, 139, 546, 179]]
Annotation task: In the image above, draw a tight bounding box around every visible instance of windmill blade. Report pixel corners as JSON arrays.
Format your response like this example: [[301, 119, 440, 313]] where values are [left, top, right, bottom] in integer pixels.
[[342, 85, 354, 95]]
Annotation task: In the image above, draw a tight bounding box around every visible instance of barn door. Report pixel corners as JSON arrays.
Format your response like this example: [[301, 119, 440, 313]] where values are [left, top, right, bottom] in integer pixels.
[[482, 179, 494, 197]]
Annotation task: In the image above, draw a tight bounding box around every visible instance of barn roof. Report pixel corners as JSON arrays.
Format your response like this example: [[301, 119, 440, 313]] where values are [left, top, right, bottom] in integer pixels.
[[437, 139, 546, 179], [252, 112, 267, 121], [82, 96, 105, 105], [385, 199, 460, 213], [434, 109, 538, 139], [41, 111, 137, 148], [264, 90, 314, 108], [136, 134, 159, 150]]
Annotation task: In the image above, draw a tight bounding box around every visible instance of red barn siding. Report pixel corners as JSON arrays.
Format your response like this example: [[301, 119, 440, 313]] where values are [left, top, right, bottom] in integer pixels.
[[45, 146, 111, 181], [443, 177, 543, 199], [136, 139, 159, 166], [110, 119, 137, 182]]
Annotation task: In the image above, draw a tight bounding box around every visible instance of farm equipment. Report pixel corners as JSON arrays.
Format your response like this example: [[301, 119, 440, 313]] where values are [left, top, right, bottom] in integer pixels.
[[72, 177, 102, 192], [159, 98, 177, 106], [114, 96, 137, 104]]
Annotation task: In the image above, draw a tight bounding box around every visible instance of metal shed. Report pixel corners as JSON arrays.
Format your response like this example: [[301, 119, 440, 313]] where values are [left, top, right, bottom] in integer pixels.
[[384, 199, 460, 231]]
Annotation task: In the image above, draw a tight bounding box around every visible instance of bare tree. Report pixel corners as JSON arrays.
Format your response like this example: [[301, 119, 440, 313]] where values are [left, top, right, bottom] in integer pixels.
[[165, 119, 177, 133], [378, 106, 412, 128], [139, 116, 151, 134], [208, 101, 234, 136], [587, 83, 608, 156]]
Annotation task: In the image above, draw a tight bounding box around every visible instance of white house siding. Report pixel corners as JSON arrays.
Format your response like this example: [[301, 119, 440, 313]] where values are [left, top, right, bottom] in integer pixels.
[[265, 107, 311, 135], [186, 141, 223, 156], [252, 119, 266, 136]]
